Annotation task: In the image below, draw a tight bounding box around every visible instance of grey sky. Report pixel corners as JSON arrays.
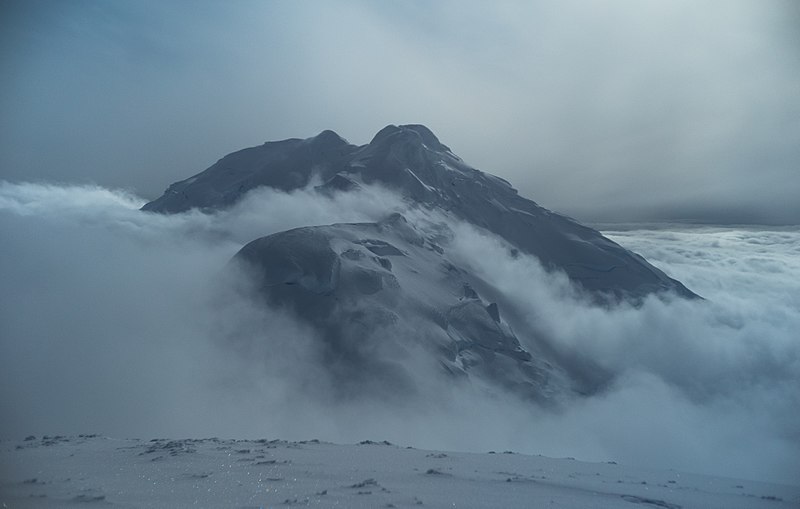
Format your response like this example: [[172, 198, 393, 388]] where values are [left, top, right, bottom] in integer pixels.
[[1, 0, 799, 224]]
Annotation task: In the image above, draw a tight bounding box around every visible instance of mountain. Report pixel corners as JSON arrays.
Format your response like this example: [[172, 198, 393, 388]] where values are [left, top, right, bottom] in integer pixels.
[[143, 124, 697, 400], [233, 213, 569, 401], [143, 125, 694, 299]]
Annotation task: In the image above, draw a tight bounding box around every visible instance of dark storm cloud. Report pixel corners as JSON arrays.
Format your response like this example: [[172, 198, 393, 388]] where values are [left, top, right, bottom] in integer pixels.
[[1, 182, 799, 484], [2, 0, 798, 223]]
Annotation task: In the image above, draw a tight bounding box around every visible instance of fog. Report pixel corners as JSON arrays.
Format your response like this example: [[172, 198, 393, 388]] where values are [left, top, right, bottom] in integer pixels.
[[1, 0, 799, 224], [1, 181, 798, 485]]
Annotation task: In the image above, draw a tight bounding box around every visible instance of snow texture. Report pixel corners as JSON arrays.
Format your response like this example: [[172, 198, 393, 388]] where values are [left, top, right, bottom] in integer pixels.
[[1, 435, 797, 508]]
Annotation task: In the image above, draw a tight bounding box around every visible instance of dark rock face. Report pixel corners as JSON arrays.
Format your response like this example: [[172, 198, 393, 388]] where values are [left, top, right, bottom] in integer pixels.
[[144, 124, 695, 299]]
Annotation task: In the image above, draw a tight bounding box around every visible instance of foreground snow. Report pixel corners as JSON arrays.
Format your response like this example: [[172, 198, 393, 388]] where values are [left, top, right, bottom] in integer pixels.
[[1, 436, 797, 508]]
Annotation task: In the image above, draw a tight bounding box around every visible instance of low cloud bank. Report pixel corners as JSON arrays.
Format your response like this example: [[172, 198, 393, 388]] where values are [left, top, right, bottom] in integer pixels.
[[448, 223, 800, 483], [1, 181, 797, 484]]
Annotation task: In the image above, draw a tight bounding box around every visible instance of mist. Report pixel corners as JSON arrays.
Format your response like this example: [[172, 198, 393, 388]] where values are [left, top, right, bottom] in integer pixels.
[[2, 0, 799, 224], [1, 181, 798, 485]]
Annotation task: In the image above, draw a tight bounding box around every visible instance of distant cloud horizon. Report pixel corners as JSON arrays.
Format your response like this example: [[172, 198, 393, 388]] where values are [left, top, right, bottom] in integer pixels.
[[1, 0, 798, 224]]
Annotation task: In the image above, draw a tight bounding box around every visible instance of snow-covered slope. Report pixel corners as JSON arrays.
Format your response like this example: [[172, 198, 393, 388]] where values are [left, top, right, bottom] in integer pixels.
[[233, 213, 569, 401], [2, 435, 797, 508], [143, 125, 695, 299]]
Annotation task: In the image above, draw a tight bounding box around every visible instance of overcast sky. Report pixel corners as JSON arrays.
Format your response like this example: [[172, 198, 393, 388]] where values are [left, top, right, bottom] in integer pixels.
[[1, 0, 799, 224]]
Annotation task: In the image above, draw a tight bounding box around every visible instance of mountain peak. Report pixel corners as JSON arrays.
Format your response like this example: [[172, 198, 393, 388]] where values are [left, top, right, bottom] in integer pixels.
[[307, 129, 350, 148], [370, 124, 450, 152]]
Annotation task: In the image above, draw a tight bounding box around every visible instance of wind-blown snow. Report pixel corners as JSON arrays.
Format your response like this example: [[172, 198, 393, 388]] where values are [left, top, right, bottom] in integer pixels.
[[1, 181, 798, 486]]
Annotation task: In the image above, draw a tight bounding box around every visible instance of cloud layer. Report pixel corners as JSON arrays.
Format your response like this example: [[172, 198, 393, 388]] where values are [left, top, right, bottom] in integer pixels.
[[1, 182, 798, 484], [449, 222, 800, 483], [1, 0, 798, 223]]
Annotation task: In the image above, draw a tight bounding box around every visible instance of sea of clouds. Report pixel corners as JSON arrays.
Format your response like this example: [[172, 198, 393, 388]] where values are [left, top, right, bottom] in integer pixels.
[[1, 181, 797, 484]]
